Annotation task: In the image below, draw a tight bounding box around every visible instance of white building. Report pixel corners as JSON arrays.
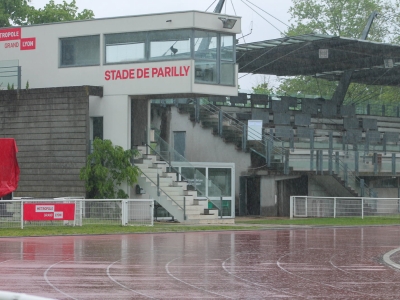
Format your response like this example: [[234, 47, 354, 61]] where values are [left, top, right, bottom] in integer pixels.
[[0, 11, 240, 149]]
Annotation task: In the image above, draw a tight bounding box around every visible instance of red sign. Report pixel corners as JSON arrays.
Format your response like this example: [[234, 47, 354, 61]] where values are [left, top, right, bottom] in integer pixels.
[[0, 28, 21, 41], [23, 203, 75, 221], [20, 38, 36, 50], [105, 66, 191, 81]]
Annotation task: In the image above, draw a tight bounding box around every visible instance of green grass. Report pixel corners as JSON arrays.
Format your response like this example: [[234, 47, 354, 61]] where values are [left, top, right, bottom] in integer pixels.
[[0, 223, 259, 237], [235, 216, 400, 226], [1, 217, 400, 237]]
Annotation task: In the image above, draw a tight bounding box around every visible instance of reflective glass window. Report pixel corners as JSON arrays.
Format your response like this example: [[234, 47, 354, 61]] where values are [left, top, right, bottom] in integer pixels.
[[208, 168, 231, 197], [149, 30, 191, 60], [105, 32, 146, 63], [220, 35, 234, 61], [195, 61, 217, 84], [194, 30, 217, 60], [60, 35, 100, 67]]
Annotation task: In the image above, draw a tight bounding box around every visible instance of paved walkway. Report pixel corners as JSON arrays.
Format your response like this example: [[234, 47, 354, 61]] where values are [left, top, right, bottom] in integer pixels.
[[1, 226, 400, 299]]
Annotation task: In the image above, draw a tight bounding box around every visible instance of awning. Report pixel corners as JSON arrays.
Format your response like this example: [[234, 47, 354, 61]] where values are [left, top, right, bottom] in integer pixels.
[[237, 34, 400, 87]]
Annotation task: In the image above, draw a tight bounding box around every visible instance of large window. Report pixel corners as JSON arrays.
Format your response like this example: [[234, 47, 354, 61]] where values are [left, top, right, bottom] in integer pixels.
[[105, 32, 146, 64], [149, 30, 191, 60], [220, 35, 235, 85], [194, 30, 235, 86], [60, 35, 100, 67]]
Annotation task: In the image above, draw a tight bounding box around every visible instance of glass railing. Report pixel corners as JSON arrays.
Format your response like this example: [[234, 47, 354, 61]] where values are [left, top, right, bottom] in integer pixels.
[[150, 132, 229, 217]]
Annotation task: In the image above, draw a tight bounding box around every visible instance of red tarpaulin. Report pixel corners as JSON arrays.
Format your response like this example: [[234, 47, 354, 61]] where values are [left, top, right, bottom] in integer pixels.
[[0, 139, 20, 198]]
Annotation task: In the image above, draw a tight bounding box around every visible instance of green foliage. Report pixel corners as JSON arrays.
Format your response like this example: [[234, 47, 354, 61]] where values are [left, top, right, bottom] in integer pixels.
[[25, 0, 94, 25], [79, 138, 141, 199], [251, 75, 275, 95], [277, 0, 400, 104], [25, 81, 29, 90], [0, 0, 30, 27], [286, 0, 399, 42], [0, 0, 94, 27]]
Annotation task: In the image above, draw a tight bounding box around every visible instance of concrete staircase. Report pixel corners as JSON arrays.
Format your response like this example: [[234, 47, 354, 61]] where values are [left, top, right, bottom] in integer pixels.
[[134, 146, 234, 224]]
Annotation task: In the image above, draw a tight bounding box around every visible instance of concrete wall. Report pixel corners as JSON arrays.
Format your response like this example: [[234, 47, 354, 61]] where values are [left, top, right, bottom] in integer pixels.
[[158, 106, 251, 208], [0, 86, 96, 198]]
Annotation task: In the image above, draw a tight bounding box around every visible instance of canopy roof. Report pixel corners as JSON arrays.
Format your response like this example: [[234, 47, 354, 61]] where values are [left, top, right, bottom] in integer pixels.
[[236, 34, 400, 87]]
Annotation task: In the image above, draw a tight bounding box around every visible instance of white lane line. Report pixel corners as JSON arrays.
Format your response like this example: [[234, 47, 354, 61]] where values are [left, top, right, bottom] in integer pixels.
[[0, 259, 13, 264], [44, 260, 78, 300], [222, 255, 303, 298], [383, 247, 400, 269], [106, 260, 157, 299], [165, 256, 234, 299], [277, 252, 378, 297]]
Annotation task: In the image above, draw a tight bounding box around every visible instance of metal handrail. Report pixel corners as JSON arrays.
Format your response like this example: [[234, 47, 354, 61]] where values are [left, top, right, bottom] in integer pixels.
[[136, 163, 187, 219], [145, 135, 224, 218]]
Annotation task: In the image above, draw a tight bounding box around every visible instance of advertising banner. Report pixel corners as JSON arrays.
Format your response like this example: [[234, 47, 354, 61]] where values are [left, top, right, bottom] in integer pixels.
[[23, 203, 75, 221], [0, 138, 20, 198]]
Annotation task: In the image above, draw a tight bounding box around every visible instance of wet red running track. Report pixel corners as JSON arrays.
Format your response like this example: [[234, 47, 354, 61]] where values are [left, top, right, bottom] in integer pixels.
[[2, 226, 400, 299]]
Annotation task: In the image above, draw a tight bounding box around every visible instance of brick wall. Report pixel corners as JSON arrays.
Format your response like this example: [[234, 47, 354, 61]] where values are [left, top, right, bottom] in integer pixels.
[[0, 86, 102, 198]]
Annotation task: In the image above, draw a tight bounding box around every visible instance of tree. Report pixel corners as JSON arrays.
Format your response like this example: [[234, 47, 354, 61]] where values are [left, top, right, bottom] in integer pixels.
[[26, 0, 94, 25], [0, 0, 30, 27], [0, 0, 94, 27], [80, 138, 141, 199], [277, 0, 400, 104], [252, 76, 275, 95]]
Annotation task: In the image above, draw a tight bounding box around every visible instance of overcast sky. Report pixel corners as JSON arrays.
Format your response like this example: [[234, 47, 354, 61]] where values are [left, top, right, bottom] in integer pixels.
[[30, 0, 294, 90]]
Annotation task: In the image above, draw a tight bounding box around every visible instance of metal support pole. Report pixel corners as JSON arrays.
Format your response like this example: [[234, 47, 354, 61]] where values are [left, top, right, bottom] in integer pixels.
[[373, 153, 378, 175], [195, 98, 200, 123], [184, 197, 186, 221], [360, 179, 365, 197], [355, 151, 359, 176], [329, 132, 333, 175], [218, 110, 223, 137], [242, 124, 247, 152], [18, 66, 21, 90], [392, 153, 396, 176], [157, 173, 160, 197], [220, 197, 223, 219], [367, 104, 371, 115], [310, 149, 314, 171], [382, 105, 386, 117], [342, 132, 346, 151], [383, 134, 387, 155], [290, 129, 294, 151], [316, 150, 320, 175], [344, 163, 348, 186], [335, 151, 339, 174], [284, 149, 289, 175]]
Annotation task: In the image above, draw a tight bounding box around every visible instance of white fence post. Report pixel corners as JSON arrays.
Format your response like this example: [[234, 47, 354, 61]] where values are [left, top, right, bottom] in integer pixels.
[[150, 199, 154, 225], [290, 196, 293, 219], [334, 197, 336, 218], [20, 200, 24, 229], [122, 200, 127, 226], [305, 197, 308, 218], [361, 198, 364, 219]]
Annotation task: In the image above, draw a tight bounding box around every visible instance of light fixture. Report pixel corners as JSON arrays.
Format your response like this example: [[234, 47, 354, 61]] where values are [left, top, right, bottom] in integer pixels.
[[218, 17, 237, 29]]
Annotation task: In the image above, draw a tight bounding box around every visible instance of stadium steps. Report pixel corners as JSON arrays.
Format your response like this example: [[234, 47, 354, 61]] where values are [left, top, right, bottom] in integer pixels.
[[134, 146, 233, 224]]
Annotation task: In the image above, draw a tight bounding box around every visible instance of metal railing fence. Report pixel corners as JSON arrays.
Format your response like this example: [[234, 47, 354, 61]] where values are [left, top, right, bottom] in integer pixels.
[[290, 196, 400, 219], [0, 198, 154, 229]]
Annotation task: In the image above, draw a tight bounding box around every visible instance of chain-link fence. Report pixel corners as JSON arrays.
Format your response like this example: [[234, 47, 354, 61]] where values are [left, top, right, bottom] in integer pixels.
[[0, 198, 154, 229]]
